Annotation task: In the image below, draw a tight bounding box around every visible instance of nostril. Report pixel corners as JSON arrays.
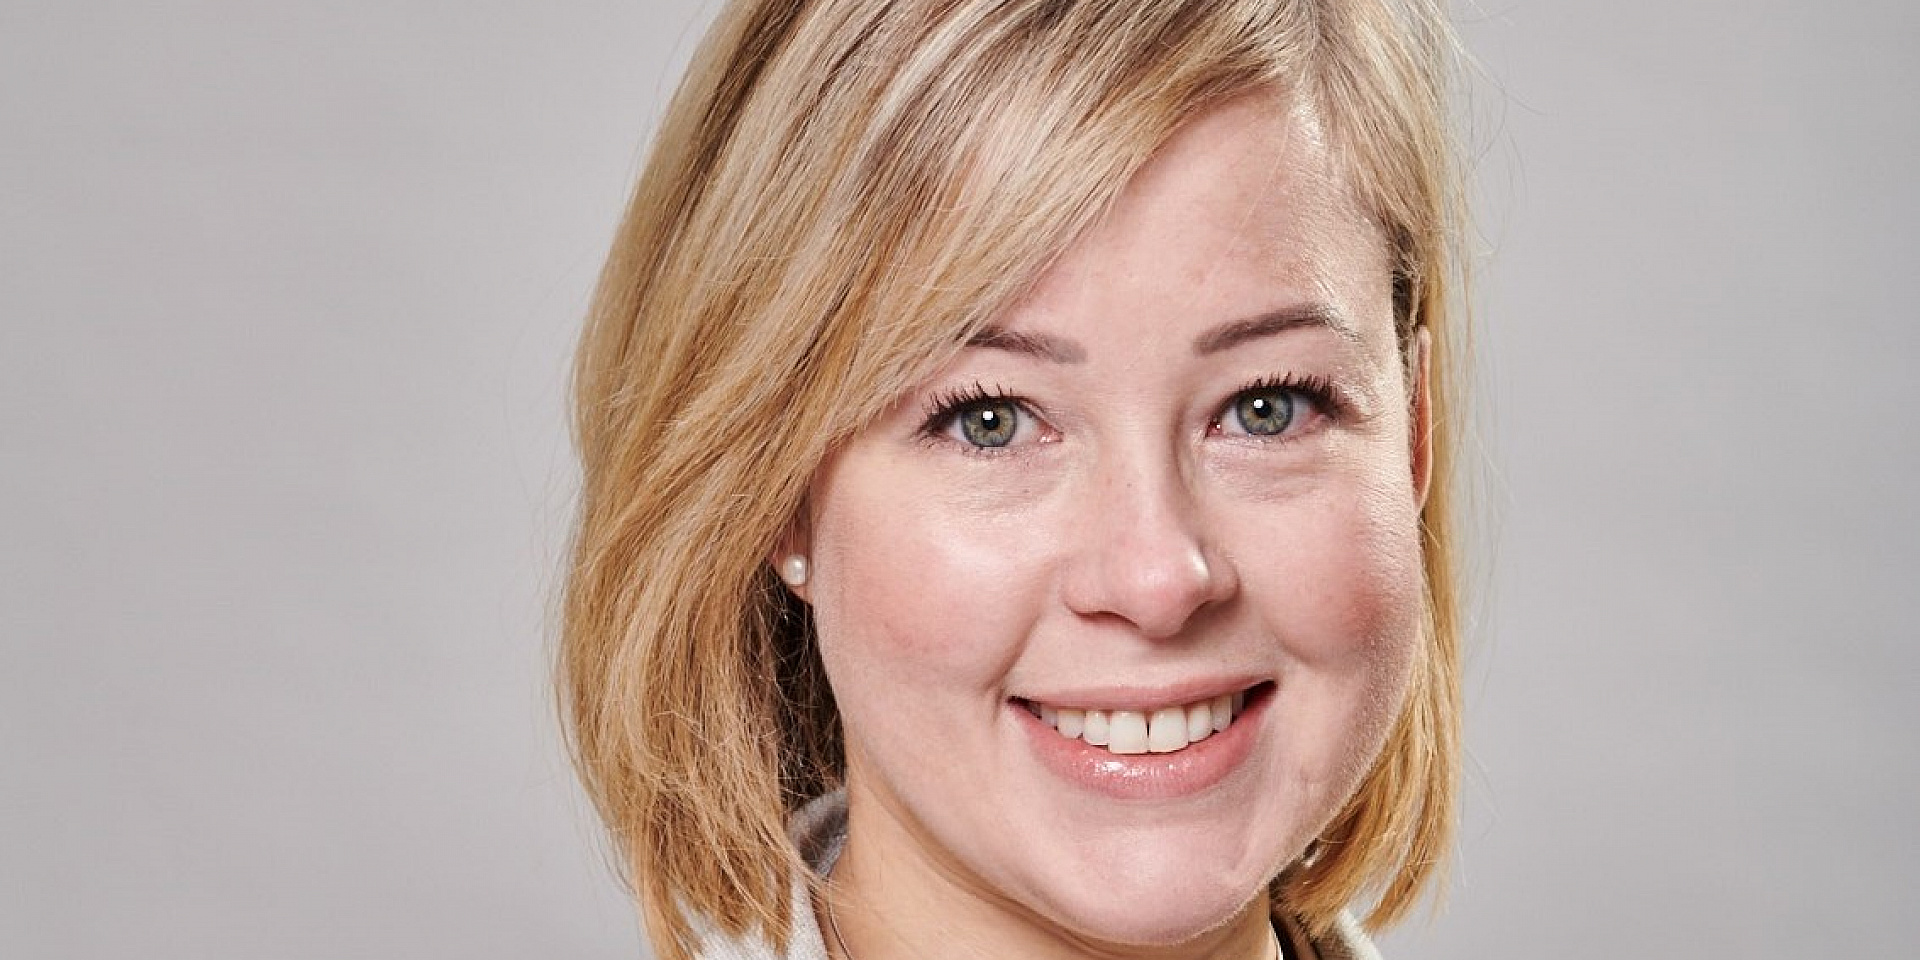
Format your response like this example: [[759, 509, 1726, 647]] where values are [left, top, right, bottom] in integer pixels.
[[1057, 503, 1235, 639]]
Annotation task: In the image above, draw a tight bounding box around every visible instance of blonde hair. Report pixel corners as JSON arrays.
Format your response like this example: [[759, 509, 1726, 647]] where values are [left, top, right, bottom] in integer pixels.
[[561, 2, 1468, 958]]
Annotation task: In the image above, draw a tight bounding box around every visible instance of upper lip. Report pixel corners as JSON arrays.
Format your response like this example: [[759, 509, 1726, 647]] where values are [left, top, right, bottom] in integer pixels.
[[1013, 676, 1267, 712]]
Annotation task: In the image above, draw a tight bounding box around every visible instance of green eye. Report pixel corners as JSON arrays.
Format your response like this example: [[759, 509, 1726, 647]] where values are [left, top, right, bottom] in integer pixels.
[[959, 400, 1019, 447], [1233, 389, 1296, 436]]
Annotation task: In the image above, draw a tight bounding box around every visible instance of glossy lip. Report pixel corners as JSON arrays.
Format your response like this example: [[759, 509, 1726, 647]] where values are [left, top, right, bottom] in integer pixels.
[[1013, 681, 1273, 802]]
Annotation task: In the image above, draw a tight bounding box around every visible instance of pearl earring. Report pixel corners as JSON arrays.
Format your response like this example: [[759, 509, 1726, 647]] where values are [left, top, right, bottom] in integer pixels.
[[778, 554, 810, 587]]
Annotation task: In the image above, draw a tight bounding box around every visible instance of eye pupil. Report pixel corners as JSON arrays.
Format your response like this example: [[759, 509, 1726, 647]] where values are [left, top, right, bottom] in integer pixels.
[[1235, 389, 1294, 436], [961, 400, 1018, 447]]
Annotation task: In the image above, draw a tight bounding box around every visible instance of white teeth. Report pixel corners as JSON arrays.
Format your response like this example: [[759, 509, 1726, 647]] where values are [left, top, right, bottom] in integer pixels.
[[1082, 710, 1111, 746], [1107, 711, 1149, 754], [1030, 689, 1253, 756], [1147, 707, 1189, 753], [1185, 702, 1213, 743]]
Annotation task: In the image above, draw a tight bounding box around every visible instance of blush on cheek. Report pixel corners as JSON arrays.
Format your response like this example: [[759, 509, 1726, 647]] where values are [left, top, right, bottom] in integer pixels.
[[1260, 495, 1424, 671], [812, 494, 1038, 695]]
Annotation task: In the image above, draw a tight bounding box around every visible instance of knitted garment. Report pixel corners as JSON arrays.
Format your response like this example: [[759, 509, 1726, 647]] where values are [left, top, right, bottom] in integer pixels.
[[688, 791, 1381, 960]]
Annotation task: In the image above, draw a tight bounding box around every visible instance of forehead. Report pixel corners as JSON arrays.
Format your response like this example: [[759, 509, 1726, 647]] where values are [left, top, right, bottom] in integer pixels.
[[1002, 90, 1391, 348]]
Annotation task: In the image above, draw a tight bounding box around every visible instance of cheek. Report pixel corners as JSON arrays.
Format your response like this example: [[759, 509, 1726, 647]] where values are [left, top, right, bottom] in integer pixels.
[[1232, 475, 1426, 811], [806, 460, 1049, 710], [1249, 474, 1425, 679]]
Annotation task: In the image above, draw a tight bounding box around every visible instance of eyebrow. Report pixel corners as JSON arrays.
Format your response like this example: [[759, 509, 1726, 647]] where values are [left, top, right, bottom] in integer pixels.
[[1191, 303, 1360, 354], [963, 327, 1087, 363], [965, 302, 1357, 364]]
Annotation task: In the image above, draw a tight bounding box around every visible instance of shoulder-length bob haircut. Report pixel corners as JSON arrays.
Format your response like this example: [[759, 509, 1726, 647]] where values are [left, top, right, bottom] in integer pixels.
[[562, 1, 1468, 958]]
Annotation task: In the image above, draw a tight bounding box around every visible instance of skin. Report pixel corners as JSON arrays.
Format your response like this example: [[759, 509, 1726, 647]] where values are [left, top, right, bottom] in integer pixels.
[[778, 90, 1431, 960]]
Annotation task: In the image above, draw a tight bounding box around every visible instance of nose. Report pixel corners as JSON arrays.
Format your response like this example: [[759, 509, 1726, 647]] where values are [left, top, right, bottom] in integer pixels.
[[1058, 454, 1238, 640]]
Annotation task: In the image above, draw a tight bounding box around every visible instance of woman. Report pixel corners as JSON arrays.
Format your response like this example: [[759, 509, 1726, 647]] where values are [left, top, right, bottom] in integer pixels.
[[562, 2, 1467, 959]]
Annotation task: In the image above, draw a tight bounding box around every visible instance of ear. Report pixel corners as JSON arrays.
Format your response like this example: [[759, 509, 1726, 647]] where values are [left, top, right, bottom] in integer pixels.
[[769, 508, 813, 604], [1409, 325, 1434, 510]]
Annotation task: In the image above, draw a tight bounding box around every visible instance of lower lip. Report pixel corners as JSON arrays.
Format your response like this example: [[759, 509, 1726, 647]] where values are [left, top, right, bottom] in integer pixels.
[[1013, 686, 1270, 801]]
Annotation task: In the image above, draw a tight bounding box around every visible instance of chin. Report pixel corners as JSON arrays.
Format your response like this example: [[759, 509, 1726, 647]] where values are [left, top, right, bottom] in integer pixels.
[[1036, 877, 1265, 947], [1009, 827, 1284, 947]]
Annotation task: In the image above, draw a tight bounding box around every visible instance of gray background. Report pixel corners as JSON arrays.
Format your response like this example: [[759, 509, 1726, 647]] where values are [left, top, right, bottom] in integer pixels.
[[2, 1, 1913, 957]]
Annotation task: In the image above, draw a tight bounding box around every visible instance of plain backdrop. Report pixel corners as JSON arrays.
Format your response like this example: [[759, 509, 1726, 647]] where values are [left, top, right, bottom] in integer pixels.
[[2, 1, 1914, 957]]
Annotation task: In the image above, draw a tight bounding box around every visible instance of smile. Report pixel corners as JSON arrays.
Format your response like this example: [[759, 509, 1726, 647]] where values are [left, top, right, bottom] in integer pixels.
[[1017, 685, 1261, 757]]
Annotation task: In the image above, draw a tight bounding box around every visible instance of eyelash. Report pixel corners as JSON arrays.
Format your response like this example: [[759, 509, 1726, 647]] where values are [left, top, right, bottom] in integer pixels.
[[916, 374, 1350, 451], [1220, 372, 1349, 427], [921, 380, 1015, 423], [916, 381, 1021, 454]]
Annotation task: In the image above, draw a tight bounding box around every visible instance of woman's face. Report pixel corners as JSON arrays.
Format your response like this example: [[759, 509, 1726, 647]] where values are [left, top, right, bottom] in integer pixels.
[[790, 92, 1429, 947]]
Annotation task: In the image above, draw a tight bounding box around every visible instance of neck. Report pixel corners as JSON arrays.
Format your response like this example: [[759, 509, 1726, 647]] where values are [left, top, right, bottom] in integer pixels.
[[821, 786, 1280, 960]]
